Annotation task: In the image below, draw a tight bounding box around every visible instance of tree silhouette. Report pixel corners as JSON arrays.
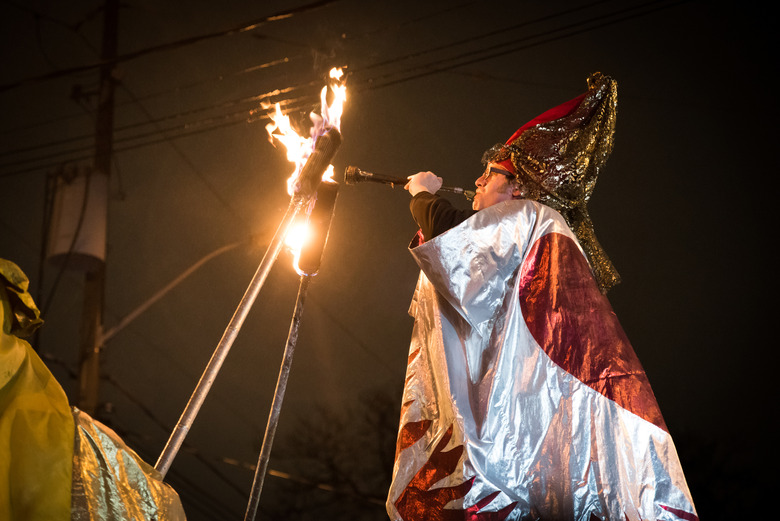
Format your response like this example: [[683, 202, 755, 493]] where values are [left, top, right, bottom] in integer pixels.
[[263, 388, 401, 521]]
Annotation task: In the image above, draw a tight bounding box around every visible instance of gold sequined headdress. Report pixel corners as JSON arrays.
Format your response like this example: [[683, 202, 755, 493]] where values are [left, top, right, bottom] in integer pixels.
[[482, 72, 620, 293]]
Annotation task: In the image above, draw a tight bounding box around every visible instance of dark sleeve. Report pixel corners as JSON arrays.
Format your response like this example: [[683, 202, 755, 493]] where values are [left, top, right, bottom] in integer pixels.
[[409, 192, 475, 241]]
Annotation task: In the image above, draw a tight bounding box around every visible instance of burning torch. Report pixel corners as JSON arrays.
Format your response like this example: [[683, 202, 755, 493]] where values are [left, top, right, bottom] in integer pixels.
[[155, 70, 346, 504], [344, 165, 475, 201]]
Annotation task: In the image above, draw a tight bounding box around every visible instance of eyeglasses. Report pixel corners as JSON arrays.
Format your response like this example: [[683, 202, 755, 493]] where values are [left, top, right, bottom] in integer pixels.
[[480, 166, 516, 181]]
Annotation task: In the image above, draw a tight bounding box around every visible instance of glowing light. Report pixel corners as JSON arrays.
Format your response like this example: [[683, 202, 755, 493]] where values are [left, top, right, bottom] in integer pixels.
[[285, 221, 311, 252], [266, 68, 347, 196], [265, 68, 346, 273], [284, 217, 311, 276], [321, 164, 335, 184]]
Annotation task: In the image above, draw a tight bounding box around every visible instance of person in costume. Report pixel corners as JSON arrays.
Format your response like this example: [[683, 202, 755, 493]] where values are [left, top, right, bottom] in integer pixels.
[[0, 259, 185, 520], [386, 74, 698, 521]]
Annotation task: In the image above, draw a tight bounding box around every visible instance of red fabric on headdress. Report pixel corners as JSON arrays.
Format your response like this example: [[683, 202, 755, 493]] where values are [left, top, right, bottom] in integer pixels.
[[492, 93, 587, 175], [495, 157, 516, 174], [505, 93, 586, 145]]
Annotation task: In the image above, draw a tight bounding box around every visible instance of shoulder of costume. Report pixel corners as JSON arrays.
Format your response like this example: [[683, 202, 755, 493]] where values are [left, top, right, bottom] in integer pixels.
[[471, 199, 581, 245]]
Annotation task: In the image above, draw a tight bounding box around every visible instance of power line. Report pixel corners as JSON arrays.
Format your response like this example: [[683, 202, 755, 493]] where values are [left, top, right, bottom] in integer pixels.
[[0, 89, 314, 173], [122, 434, 247, 520], [0, 58, 332, 175], [104, 373, 249, 497], [0, 0, 690, 179], [0, 0, 342, 92], [0, 1, 541, 164], [351, 0, 687, 90], [0, 1, 479, 137], [0, 0, 601, 143], [0, 81, 315, 165], [352, 0, 614, 74], [0, 7, 312, 229], [107, 426, 245, 520], [106, 362, 389, 511], [0, 93, 319, 177], [1, 1, 677, 178], [345, 0, 481, 42], [0, 55, 298, 139]]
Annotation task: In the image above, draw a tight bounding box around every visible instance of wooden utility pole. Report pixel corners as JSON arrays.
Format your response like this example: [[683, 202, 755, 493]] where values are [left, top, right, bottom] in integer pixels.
[[77, 0, 119, 416]]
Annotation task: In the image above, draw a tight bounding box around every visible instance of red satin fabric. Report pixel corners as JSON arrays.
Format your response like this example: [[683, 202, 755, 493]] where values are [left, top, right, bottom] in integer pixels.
[[518, 232, 667, 433]]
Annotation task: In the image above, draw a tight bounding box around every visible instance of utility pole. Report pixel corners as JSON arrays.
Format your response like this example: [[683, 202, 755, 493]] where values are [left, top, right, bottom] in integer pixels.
[[77, 0, 119, 416]]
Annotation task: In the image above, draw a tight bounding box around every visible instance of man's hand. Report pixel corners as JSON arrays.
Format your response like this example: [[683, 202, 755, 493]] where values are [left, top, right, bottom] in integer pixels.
[[405, 171, 443, 196]]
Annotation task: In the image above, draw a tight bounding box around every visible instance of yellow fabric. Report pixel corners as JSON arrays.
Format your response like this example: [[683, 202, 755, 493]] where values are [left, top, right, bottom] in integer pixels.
[[0, 283, 75, 521], [1, 260, 186, 520], [0, 259, 44, 338]]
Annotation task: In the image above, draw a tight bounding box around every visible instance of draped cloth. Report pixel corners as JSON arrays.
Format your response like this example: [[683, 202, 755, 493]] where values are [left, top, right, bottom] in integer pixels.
[[1, 259, 186, 521], [386, 200, 697, 521]]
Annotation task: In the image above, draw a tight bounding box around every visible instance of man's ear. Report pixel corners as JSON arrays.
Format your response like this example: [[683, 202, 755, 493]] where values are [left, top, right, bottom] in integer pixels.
[[511, 183, 523, 198]]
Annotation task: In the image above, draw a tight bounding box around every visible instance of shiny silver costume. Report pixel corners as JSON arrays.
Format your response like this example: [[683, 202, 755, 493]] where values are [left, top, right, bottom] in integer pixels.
[[386, 200, 697, 521]]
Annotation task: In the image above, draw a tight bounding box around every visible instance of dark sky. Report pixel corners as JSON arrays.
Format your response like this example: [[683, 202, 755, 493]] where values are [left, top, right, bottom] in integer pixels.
[[1, 1, 773, 519]]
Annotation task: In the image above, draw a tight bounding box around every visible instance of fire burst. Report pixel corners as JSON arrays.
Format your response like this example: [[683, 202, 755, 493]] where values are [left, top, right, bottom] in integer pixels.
[[266, 68, 346, 273], [265, 67, 346, 196]]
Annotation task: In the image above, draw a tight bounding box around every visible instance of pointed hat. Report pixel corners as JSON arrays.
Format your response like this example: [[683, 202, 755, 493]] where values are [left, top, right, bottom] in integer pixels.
[[483, 72, 620, 292]]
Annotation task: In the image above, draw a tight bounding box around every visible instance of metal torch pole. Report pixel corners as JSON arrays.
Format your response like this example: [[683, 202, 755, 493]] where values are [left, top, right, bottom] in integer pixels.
[[244, 274, 311, 521], [154, 196, 304, 477], [243, 179, 339, 520], [154, 127, 341, 478]]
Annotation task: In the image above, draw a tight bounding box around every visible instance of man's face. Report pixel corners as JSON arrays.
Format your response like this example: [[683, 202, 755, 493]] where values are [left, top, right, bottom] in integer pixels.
[[472, 163, 520, 211]]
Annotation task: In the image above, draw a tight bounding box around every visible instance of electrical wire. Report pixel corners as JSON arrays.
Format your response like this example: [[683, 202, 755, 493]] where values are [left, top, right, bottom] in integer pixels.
[[1, 0, 589, 140], [0, 55, 298, 138], [0, 0, 476, 138], [0, 0, 688, 180], [105, 373, 389, 509], [0, 0, 342, 93], [39, 352, 248, 519], [104, 373, 249, 497], [111, 82, 252, 225], [0, 94, 319, 177], [351, 0, 614, 74], [0, 82, 315, 165], [350, 0, 687, 90]]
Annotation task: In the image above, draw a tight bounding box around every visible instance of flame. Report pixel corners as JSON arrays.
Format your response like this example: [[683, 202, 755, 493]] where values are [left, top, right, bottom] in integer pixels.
[[285, 214, 314, 275], [266, 67, 346, 196], [285, 220, 311, 252], [265, 103, 310, 196], [265, 68, 345, 272], [321, 164, 336, 184]]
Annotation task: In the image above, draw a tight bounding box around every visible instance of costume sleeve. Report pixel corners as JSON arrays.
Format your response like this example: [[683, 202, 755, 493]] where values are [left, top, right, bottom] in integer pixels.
[[409, 192, 475, 241]]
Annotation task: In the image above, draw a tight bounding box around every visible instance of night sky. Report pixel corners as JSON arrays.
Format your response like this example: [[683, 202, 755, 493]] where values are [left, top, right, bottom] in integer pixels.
[[0, 1, 773, 519]]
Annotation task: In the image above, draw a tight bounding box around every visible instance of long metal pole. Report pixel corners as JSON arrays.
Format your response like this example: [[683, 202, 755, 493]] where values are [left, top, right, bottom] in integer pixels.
[[244, 274, 311, 521], [154, 127, 341, 477], [155, 196, 305, 477]]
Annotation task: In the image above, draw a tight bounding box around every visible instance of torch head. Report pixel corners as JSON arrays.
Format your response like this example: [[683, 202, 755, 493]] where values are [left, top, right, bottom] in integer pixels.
[[296, 128, 342, 199]]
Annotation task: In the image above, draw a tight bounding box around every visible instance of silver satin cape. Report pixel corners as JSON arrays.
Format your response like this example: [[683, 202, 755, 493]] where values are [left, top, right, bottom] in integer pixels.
[[386, 200, 697, 521]]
